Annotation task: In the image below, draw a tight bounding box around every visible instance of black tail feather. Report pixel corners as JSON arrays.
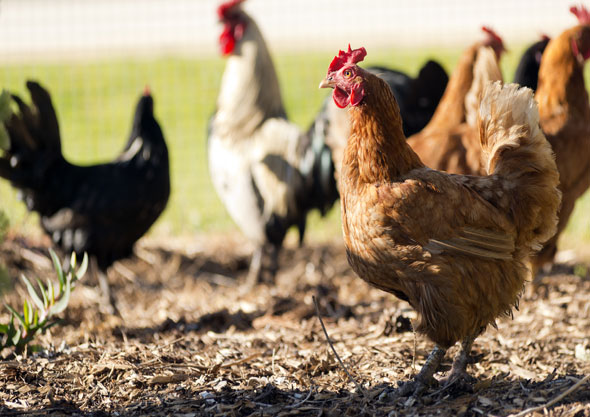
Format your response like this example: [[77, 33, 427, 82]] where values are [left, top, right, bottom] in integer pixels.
[[303, 106, 340, 216], [0, 81, 64, 191], [25, 81, 62, 153], [5, 111, 37, 153]]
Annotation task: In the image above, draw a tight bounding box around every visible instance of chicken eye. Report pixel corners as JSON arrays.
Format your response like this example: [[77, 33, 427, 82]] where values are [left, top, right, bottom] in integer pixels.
[[343, 69, 352, 78]]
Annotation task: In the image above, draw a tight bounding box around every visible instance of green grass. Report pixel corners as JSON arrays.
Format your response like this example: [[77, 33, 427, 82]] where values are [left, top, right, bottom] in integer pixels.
[[0, 45, 589, 248], [561, 191, 590, 250]]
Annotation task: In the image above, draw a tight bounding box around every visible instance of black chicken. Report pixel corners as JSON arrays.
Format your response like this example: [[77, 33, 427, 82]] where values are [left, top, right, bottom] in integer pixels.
[[368, 61, 449, 137], [513, 36, 550, 91], [0, 81, 170, 313]]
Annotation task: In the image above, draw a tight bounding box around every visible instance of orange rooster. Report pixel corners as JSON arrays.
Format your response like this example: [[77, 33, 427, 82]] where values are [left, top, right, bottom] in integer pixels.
[[530, 6, 590, 275], [320, 46, 560, 394], [407, 27, 504, 175]]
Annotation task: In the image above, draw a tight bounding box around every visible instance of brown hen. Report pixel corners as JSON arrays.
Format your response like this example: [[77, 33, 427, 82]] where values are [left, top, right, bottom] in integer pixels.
[[407, 27, 504, 175], [320, 46, 560, 394], [530, 7, 590, 275]]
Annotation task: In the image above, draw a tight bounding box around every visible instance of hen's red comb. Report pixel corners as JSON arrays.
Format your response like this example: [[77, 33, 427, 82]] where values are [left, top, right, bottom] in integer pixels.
[[540, 33, 551, 41], [144, 85, 151, 96], [481, 26, 504, 45], [570, 5, 590, 24], [218, 0, 245, 19], [328, 45, 367, 72]]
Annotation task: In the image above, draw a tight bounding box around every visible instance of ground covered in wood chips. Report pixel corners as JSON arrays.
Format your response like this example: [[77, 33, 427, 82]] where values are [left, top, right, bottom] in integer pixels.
[[0, 233, 589, 417]]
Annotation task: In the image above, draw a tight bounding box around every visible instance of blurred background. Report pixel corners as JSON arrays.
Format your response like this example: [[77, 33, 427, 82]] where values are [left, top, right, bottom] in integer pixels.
[[0, 0, 588, 256]]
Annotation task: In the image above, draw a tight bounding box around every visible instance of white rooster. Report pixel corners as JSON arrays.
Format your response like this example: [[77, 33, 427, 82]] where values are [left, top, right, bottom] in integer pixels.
[[208, 0, 338, 285]]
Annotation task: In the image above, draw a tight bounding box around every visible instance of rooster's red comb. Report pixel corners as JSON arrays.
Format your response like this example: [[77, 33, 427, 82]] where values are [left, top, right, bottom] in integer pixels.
[[328, 45, 367, 72], [481, 26, 503, 45], [570, 5, 590, 24], [218, 0, 245, 19]]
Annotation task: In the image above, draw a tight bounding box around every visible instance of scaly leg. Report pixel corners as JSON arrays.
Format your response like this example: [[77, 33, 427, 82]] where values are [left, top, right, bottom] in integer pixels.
[[246, 244, 279, 286], [245, 246, 263, 288], [398, 345, 446, 397], [440, 335, 477, 388], [98, 269, 119, 316], [89, 258, 119, 316], [264, 244, 279, 283]]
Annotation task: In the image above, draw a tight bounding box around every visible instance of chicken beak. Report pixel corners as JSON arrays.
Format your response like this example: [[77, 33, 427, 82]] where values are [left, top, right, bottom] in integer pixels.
[[319, 77, 335, 89]]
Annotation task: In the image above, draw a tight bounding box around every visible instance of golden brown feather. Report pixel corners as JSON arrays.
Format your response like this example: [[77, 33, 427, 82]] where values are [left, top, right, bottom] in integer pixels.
[[530, 24, 590, 275], [407, 45, 503, 176]]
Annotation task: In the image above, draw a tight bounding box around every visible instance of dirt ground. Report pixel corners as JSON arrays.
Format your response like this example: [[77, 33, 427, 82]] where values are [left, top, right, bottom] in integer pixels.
[[0, 233, 589, 417]]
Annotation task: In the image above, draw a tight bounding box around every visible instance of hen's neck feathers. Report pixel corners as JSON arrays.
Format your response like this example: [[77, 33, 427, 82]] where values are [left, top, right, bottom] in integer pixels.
[[536, 25, 590, 133], [422, 44, 479, 131], [343, 73, 424, 186], [214, 14, 286, 138]]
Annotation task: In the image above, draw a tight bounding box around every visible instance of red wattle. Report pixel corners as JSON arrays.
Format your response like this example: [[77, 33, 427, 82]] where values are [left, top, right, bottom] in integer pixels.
[[333, 87, 350, 108], [219, 25, 235, 55], [350, 86, 365, 107]]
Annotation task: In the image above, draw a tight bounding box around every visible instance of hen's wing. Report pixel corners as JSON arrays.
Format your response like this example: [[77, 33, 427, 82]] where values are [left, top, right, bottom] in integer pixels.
[[249, 118, 306, 220], [208, 116, 307, 246], [40, 158, 169, 264], [373, 168, 516, 260], [44, 158, 166, 224]]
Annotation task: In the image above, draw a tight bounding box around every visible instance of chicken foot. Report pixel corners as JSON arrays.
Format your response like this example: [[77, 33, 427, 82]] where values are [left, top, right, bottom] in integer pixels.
[[245, 244, 279, 288], [439, 334, 477, 390], [398, 345, 447, 397]]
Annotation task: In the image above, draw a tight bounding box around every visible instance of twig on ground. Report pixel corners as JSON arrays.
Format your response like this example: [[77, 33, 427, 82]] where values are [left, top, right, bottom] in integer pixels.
[[509, 374, 590, 417], [313, 295, 367, 397], [412, 329, 417, 372], [152, 335, 187, 353], [286, 386, 315, 409], [271, 348, 276, 375], [220, 352, 262, 369]]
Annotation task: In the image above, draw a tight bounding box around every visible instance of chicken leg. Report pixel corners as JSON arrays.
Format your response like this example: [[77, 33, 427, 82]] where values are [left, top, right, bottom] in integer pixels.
[[245, 246, 263, 288], [98, 269, 119, 315], [264, 244, 279, 282], [398, 345, 447, 396], [89, 257, 119, 316], [440, 334, 477, 389], [245, 244, 279, 287]]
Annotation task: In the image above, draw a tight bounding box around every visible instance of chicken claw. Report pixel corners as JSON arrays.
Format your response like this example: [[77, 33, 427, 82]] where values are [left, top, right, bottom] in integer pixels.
[[398, 345, 446, 397], [439, 336, 477, 392]]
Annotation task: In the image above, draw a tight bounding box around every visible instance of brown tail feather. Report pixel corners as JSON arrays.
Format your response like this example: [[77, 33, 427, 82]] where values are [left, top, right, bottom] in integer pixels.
[[478, 81, 561, 251]]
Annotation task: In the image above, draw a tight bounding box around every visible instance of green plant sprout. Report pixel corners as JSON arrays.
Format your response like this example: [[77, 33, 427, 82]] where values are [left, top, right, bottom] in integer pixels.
[[0, 249, 88, 355]]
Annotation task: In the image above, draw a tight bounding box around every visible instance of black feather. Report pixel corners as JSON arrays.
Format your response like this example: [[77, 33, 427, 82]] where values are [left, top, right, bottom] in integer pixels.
[[513, 38, 550, 91], [0, 81, 170, 271]]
